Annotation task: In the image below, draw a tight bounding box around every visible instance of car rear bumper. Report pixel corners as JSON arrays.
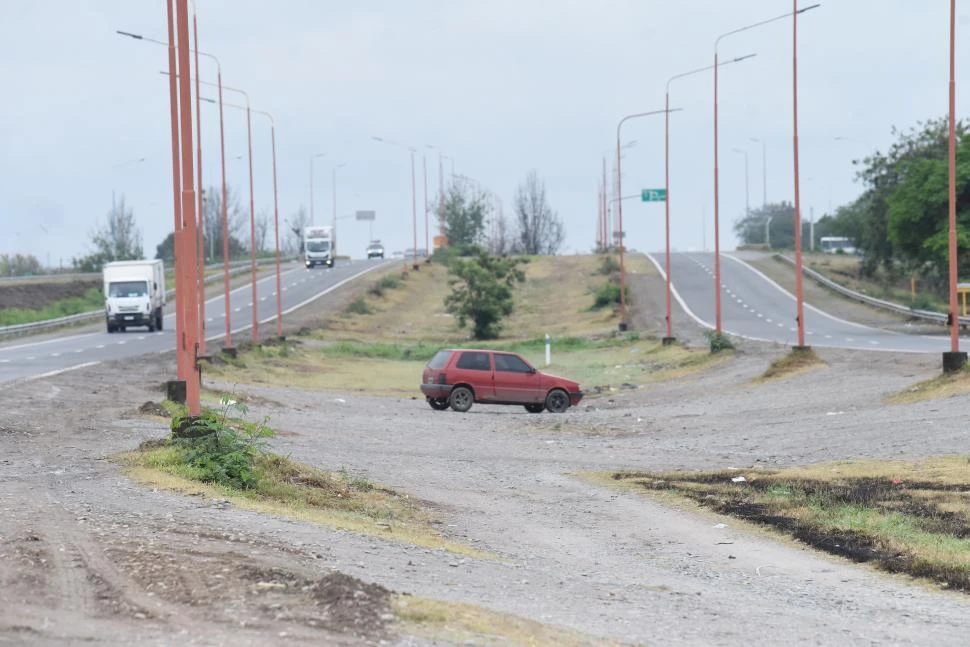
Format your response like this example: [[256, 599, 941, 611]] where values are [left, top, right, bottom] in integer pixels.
[[420, 384, 452, 399]]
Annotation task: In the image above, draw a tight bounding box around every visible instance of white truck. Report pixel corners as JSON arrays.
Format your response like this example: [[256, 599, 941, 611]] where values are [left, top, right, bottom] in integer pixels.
[[303, 225, 335, 268], [103, 259, 166, 333]]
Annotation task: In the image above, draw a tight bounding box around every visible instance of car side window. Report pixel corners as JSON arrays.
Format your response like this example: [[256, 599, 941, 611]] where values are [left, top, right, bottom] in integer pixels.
[[456, 351, 491, 371], [494, 354, 531, 373]]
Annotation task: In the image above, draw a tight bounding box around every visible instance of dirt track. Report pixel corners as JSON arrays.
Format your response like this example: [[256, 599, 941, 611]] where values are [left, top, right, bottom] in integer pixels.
[[2, 262, 970, 645]]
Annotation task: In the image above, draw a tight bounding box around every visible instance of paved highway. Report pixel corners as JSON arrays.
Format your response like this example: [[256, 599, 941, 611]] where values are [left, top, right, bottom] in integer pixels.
[[0, 259, 389, 385], [650, 251, 969, 354]]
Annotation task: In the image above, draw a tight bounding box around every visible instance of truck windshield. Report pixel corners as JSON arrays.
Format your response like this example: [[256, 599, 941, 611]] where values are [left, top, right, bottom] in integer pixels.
[[306, 241, 330, 253], [109, 281, 148, 298]]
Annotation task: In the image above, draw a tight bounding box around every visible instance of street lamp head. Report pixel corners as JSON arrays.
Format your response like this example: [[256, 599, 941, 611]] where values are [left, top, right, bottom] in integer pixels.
[[796, 3, 822, 15], [371, 136, 384, 143], [732, 53, 758, 63], [116, 30, 143, 40]]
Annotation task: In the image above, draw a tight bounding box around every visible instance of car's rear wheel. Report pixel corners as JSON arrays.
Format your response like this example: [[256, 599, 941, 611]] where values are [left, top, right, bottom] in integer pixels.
[[449, 386, 474, 412], [524, 403, 544, 413], [428, 398, 449, 411], [545, 389, 569, 413]]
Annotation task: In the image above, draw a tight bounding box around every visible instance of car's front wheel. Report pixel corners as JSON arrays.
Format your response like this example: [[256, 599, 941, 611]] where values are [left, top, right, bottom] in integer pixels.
[[545, 389, 570, 413], [524, 403, 544, 413], [449, 386, 474, 412], [428, 398, 449, 411]]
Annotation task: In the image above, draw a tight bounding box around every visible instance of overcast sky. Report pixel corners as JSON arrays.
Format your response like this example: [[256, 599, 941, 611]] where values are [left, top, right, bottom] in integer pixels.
[[2, 1, 968, 267]]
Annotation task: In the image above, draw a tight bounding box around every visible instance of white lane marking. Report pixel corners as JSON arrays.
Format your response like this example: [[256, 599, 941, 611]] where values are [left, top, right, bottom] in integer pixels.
[[247, 302, 253, 307], [722, 253, 883, 332], [757, 314, 763, 319], [766, 318, 773, 323], [869, 340, 880, 345], [234, 307, 241, 312], [137, 336, 146, 341], [117, 340, 126, 345], [260, 297, 267, 302], [207, 318, 215, 323], [202, 261, 393, 343], [825, 334, 832, 339], [23, 361, 101, 382], [96, 344, 105, 349], [777, 323, 784, 328], [26, 356, 35, 360], [0, 359, 9, 363], [51, 352, 61, 357], [0, 332, 101, 354], [75, 349, 84, 353]]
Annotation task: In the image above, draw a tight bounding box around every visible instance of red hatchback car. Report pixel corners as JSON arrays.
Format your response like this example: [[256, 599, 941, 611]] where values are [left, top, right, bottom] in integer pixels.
[[420, 349, 583, 413]]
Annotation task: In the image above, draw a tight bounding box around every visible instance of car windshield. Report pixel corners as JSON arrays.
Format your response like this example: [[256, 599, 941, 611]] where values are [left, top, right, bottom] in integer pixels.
[[427, 350, 453, 370], [307, 240, 330, 253], [109, 281, 148, 298]]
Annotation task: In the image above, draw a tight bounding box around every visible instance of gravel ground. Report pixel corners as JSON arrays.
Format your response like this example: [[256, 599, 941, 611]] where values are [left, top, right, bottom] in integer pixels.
[[2, 262, 970, 645]]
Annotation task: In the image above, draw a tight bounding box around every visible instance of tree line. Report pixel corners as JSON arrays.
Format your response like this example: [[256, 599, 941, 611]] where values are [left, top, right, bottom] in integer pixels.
[[735, 117, 969, 296]]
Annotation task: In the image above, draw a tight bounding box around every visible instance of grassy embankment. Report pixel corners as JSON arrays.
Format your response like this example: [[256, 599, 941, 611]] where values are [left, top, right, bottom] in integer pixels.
[[202, 254, 724, 397], [605, 455, 970, 593]]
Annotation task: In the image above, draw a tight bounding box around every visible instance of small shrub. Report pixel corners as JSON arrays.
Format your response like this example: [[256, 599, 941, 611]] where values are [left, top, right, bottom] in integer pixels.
[[591, 281, 628, 310], [705, 330, 735, 353], [597, 255, 620, 275], [368, 274, 401, 298], [346, 296, 372, 315], [909, 293, 936, 312], [170, 394, 274, 490]]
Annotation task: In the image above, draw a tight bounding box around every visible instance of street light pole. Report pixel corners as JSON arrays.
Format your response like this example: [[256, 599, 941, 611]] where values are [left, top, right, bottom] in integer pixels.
[[162, 1, 186, 385], [332, 163, 345, 261], [191, 8, 206, 356], [665, 55, 753, 344], [172, 0, 201, 415], [751, 137, 767, 210], [117, 28, 230, 353], [309, 153, 326, 227], [252, 110, 283, 338], [733, 147, 750, 218], [944, 0, 965, 371], [423, 153, 429, 256], [714, 4, 819, 338], [615, 109, 676, 330]]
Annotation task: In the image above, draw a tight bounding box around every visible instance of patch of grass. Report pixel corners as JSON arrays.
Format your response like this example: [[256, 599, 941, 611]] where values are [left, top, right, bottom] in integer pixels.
[[368, 273, 403, 298], [590, 281, 628, 310], [596, 255, 620, 276], [203, 332, 720, 399], [760, 347, 826, 381], [704, 330, 735, 353], [886, 364, 970, 404], [345, 296, 373, 315], [608, 456, 970, 592], [118, 397, 485, 557], [392, 596, 624, 646], [0, 287, 103, 326]]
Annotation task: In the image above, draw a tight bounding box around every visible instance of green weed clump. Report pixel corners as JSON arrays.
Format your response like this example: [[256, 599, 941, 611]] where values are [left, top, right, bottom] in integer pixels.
[[596, 255, 620, 275], [170, 395, 274, 489], [591, 282, 628, 310], [346, 296, 373, 315], [369, 274, 402, 298], [705, 330, 735, 353]]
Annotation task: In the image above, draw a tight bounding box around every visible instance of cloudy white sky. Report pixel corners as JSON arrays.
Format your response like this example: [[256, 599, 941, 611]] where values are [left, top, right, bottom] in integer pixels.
[[1, 1, 968, 266]]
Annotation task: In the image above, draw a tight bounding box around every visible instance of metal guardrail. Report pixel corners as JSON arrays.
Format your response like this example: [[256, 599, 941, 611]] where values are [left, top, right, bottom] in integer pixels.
[[0, 258, 262, 284], [0, 257, 291, 338], [775, 254, 970, 327]]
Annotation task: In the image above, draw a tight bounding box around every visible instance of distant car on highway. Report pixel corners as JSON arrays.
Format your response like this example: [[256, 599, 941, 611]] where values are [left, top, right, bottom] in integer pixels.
[[366, 241, 384, 259], [420, 349, 583, 413], [390, 250, 404, 259]]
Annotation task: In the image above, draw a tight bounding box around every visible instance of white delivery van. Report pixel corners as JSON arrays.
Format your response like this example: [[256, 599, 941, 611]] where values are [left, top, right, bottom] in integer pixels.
[[103, 260, 166, 333], [303, 226, 334, 268]]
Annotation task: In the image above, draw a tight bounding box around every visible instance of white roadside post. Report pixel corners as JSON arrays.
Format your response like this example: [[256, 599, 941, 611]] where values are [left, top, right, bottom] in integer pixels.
[[545, 334, 551, 366]]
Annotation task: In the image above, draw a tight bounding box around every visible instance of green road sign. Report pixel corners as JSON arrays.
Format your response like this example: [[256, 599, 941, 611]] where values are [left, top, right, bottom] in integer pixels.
[[641, 188, 666, 202]]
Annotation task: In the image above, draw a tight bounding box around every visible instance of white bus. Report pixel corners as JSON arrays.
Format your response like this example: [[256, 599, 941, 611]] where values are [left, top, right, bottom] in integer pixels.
[[819, 236, 856, 254]]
